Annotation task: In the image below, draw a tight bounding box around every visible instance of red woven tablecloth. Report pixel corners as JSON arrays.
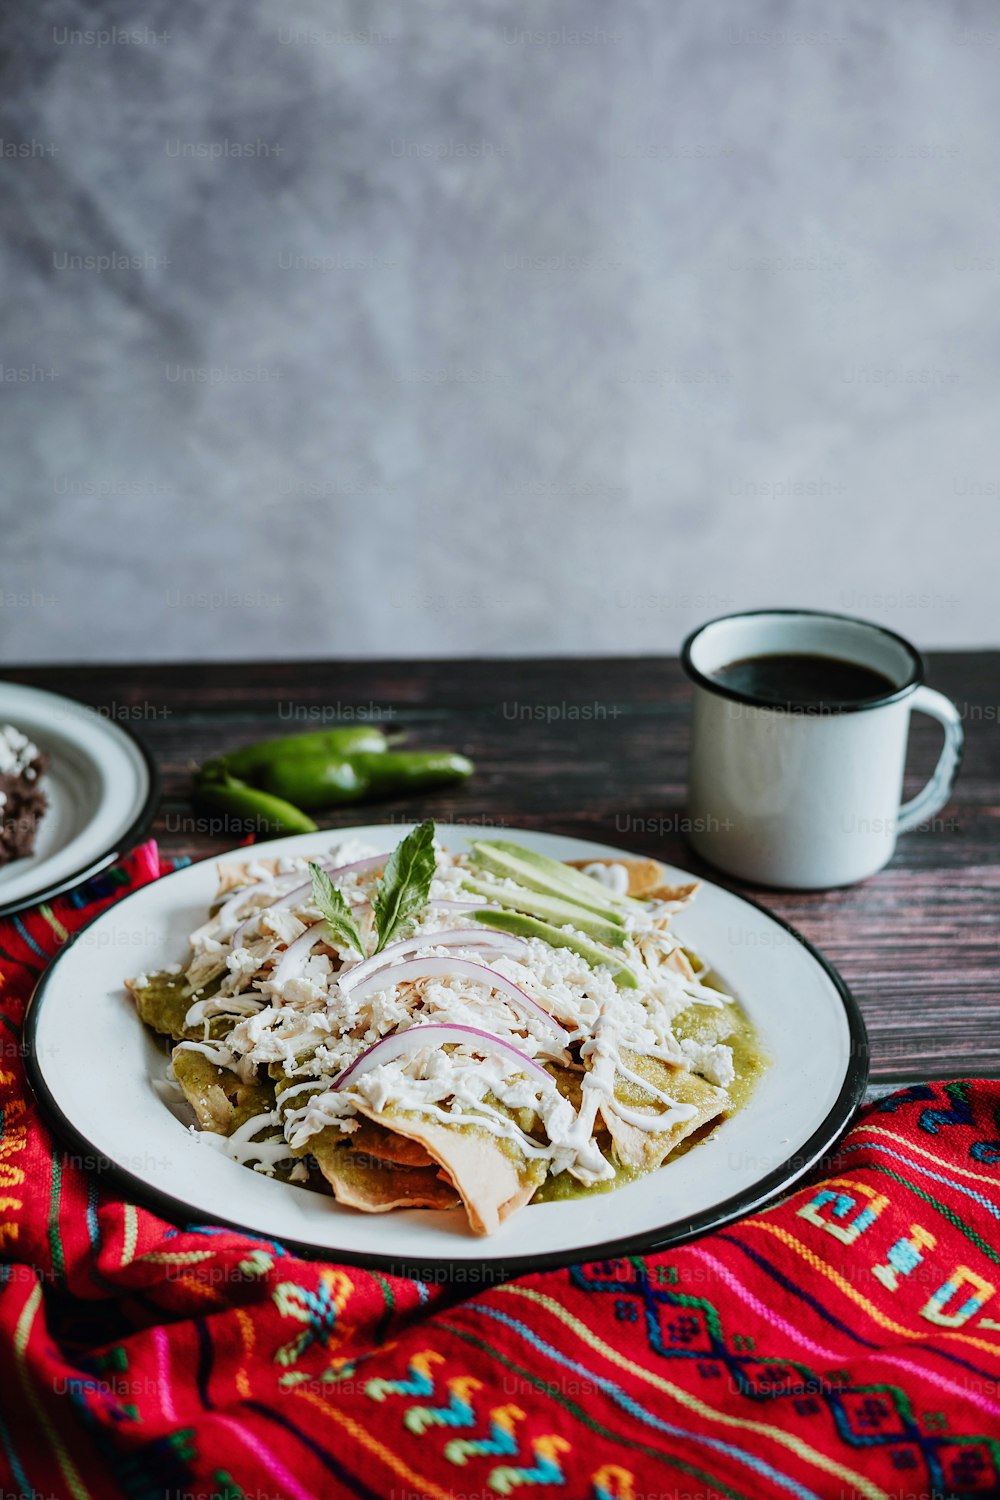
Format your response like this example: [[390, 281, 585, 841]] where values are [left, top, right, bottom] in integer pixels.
[[1, 843, 998, 1500]]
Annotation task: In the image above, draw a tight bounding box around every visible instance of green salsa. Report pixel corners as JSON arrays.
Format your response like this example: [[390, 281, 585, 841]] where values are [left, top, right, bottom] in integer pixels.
[[533, 1159, 643, 1204], [670, 977, 768, 1117], [531, 964, 768, 1203]]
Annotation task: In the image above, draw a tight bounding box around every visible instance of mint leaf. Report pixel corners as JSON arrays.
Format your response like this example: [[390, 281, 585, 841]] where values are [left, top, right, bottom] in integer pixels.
[[309, 863, 366, 957], [372, 820, 436, 953]]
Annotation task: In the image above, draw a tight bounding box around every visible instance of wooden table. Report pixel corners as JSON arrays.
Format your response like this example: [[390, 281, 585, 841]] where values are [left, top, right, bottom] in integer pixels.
[[8, 654, 997, 1085]]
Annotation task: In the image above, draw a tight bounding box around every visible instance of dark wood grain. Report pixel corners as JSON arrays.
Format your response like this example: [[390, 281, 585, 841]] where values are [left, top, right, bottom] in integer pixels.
[[6, 652, 998, 1082]]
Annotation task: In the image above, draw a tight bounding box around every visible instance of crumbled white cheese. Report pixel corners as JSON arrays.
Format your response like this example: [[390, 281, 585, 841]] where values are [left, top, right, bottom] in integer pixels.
[[0, 724, 41, 777], [679, 1037, 735, 1089]]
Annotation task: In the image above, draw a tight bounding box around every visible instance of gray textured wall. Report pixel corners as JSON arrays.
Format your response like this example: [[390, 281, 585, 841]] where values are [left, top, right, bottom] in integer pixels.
[[2, 0, 998, 663]]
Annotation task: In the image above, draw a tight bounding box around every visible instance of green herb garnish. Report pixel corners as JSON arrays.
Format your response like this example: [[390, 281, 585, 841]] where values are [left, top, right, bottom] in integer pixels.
[[308, 863, 366, 957], [372, 820, 436, 952]]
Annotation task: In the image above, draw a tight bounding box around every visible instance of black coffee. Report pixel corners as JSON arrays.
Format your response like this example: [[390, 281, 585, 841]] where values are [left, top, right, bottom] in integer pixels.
[[710, 652, 896, 708]]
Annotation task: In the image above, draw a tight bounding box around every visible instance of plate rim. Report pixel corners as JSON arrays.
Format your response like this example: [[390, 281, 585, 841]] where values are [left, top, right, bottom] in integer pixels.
[[0, 683, 160, 919], [23, 829, 869, 1278]]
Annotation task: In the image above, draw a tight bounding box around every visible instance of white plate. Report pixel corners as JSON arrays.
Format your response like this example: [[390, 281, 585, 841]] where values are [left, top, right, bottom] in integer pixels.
[[26, 825, 867, 1274], [0, 681, 158, 916]]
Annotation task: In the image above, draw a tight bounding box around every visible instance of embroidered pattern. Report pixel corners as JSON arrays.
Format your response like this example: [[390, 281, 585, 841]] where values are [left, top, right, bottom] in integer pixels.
[[272, 1268, 353, 1367]]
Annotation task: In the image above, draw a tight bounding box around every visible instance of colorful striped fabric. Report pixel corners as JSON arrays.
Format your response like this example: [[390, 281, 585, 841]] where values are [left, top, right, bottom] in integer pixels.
[[1, 844, 999, 1499]]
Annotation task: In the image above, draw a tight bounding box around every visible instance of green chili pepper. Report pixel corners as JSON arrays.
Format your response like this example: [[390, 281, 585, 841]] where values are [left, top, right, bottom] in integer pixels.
[[357, 750, 473, 797], [257, 750, 474, 810], [193, 771, 318, 834], [202, 725, 392, 782]]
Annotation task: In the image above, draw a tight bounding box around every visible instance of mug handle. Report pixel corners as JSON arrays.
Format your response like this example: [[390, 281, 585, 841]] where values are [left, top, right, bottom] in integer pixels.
[[896, 686, 964, 834]]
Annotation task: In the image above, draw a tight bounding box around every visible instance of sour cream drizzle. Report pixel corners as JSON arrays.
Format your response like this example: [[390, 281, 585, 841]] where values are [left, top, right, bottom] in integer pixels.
[[199, 1109, 293, 1170]]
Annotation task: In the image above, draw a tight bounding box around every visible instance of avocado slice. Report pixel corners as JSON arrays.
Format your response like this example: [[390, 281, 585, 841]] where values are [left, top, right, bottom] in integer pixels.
[[470, 908, 638, 988], [461, 876, 626, 947], [511, 843, 650, 916], [469, 841, 635, 923], [471, 840, 648, 919]]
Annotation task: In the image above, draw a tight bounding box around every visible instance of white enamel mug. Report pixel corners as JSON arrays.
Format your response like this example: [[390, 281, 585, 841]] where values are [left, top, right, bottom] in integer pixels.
[[681, 609, 964, 890]]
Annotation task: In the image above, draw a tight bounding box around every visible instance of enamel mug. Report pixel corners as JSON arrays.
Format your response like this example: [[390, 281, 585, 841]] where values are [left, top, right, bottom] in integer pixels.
[[681, 609, 964, 890]]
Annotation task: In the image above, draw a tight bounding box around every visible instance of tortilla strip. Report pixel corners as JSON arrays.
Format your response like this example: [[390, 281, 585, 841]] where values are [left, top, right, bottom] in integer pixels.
[[599, 1051, 728, 1172], [215, 856, 285, 897], [346, 1102, 545, 1236], [648, 880, 700, 907], [306, 1126, 460, 1213], [662, 947, 696, 980]]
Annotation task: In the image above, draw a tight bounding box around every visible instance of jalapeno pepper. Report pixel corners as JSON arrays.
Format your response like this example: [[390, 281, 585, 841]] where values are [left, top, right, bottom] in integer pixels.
[[202, 725, 392, 782], [257, 750, 474, 810], [193, 771, 318, 834]]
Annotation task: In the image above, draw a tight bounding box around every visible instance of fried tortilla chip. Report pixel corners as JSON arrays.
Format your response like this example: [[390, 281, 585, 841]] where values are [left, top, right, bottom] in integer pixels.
[[214, 856, 286, 897], [598, 1051, 728, 1172], [306, 1126, 460, 1213], [648, 880, 700, 908], [566, 855, 700, 910], [172, 1048, 275, 1134], [127, 971, 191, 1038], [346, 1103, 545, 1236], [126, 969, 225, 1041], [662, 947, 696, 980], [567, 855, 665, 896], [346, 1119, 436, 1169]]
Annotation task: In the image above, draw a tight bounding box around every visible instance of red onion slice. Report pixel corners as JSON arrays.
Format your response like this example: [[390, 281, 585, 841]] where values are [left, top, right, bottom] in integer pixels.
[[219, 854, 386, 930], [215, 881, 277, 928], [230, 911, 265, 952], [339, 929, 527, 994], [256, 854, 387, 918], [345, 956, 568, 1039], [235, 880, 466, 952], [327, 853, 389, 879], [271, 921, 329, 986], [332, 1022, 552, 1090], [230, 909, 275, 952], [215, 889, 251, 927]]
